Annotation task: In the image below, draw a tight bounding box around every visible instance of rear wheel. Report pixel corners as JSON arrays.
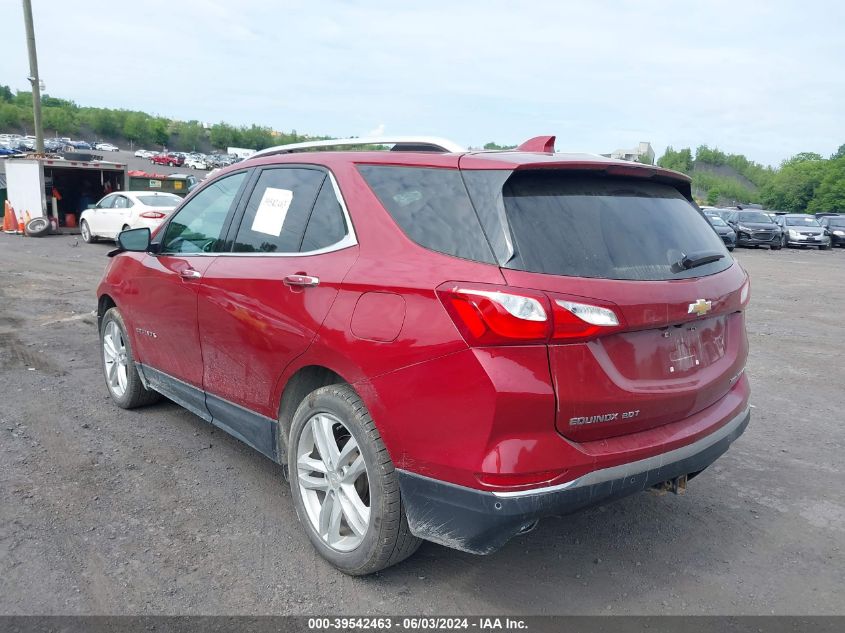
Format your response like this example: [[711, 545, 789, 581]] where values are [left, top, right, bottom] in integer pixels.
[[80, 220, 97, 243], [100, 308, 160, 409], [288, 384, 421, 575]]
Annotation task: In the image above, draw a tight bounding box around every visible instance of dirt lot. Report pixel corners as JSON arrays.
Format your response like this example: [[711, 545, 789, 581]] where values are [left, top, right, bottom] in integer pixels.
[[1, 234, 843, 615]]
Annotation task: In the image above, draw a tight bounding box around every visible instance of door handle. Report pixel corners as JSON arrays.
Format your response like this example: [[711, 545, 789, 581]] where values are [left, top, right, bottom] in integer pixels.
[[179, 268, 202, 279], [283, 274, 319, 288]]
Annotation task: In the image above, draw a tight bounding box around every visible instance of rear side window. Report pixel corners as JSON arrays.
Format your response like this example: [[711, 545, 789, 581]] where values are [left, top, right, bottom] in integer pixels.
[[301, 180, 348, 252], [499, 174, 731, 280], [232, 168, 326, 253], [357, 165, 495, 263]]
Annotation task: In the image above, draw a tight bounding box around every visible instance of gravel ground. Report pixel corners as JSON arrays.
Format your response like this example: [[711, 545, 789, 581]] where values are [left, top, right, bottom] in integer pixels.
[[0, 235, 843, 615]]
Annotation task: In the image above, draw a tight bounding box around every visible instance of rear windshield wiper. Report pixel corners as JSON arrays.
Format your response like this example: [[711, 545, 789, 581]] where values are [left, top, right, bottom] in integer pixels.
[[671, 250, 725, 273]]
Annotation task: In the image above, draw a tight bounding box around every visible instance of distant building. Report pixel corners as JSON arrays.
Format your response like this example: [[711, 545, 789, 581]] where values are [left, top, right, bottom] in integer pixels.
[[607, 141, 655, 164]]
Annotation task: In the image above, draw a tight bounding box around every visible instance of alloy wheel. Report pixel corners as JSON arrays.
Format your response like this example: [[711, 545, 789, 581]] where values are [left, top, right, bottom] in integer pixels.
[[296, 413, 371, 552], [102, 320, 129, 397]]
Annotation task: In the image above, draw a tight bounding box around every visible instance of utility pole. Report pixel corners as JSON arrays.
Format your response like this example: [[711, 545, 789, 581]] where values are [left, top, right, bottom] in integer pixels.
[[22, 0, 44, 154]]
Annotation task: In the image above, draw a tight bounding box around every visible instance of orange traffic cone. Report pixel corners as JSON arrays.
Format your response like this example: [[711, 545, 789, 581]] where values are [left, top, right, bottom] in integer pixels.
[[18, 218, 25, 235], [3, 201, 18, 234]]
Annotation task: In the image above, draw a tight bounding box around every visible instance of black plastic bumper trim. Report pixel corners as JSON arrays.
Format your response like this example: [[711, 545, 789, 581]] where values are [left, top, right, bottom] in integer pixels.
[[397, 407, 750, 554]]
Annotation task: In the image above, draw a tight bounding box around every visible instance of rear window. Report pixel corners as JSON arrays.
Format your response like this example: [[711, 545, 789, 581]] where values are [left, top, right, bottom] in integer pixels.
[[138, 194, 182, 207], [497, 174, 730, 280], [357, 165, 495, 263]]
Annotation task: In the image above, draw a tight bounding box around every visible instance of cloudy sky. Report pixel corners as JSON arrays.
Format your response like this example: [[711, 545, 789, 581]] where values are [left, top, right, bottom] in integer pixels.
[[1, 0, 842, 165]]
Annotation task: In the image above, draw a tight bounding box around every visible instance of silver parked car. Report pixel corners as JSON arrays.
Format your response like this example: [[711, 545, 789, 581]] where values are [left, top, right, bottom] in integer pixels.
[[773, 214, 831, 249]]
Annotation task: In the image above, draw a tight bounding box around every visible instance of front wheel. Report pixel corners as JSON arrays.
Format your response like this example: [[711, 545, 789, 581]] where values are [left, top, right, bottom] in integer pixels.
[[288, 384, 421, 575], [821, 243, 832, 250], [100, 308, 161, 409]]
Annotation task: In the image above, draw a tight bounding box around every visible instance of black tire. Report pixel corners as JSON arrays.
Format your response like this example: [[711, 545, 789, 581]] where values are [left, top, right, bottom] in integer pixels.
[[771, 242, 782, 251], [288, 384, 421, 575], [727, 246, 735, 252], [24, 216, 50, 237], [80, 219, 98, 243], [100, 307, 161, 409], [821, 243, 832, 250]]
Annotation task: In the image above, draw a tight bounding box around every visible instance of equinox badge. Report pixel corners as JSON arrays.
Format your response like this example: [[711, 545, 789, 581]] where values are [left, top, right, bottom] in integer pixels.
[[688, 299, 712, 316]]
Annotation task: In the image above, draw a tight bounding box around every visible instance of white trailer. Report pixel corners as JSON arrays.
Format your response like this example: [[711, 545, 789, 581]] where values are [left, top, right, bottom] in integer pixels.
[[5, 157, 127, 229]]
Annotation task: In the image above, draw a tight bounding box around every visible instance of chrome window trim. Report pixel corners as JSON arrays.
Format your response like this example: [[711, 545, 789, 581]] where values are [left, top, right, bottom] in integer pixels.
[[156, 169, 357, 258]]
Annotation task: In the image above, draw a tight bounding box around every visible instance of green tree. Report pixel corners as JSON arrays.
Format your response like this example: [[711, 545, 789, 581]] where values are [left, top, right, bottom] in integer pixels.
[[210, 122, 240, 149], [829, 144, 845, 160], [695, 145, 727, 165], [0, 103, 25, 130], [760, 157, 826, 212], [0, 84, 13, 103], [173, 120, 204, 150], [122, 112, 150, 144], [483, 141, 516, 150], [149, 117, 170, 147], [807, 158, 845, 213], [657, 147, 693, 173], [42, 106, 78, 136]]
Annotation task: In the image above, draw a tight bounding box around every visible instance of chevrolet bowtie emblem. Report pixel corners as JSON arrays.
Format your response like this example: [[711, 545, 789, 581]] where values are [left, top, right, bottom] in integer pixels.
[[688, 299, 712, 316]]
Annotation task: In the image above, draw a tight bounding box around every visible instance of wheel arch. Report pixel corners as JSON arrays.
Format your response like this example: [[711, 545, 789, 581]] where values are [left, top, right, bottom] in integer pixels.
[[275, 364, 349, 463], [97, 293, 117, 332]]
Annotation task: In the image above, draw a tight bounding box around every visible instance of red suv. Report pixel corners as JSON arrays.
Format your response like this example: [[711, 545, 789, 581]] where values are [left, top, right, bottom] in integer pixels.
[[97, 136, 751, 575], [150, 152, 184, 167]]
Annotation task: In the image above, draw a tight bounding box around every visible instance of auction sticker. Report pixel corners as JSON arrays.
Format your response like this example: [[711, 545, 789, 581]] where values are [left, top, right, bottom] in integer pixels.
[[251, 187, 293, 236]]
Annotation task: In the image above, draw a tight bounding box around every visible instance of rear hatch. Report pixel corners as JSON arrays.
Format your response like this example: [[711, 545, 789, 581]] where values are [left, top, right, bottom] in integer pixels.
[[465, 170, 749, 442]]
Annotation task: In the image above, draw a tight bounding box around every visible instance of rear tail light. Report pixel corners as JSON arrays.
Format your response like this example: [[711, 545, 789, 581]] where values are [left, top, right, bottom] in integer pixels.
[[438, 285, 550, 345], [140, 211, 166, 219], [437, 282, 623, 346]]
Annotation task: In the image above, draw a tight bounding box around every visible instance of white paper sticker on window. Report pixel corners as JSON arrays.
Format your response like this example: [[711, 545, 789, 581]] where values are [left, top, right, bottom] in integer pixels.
[[251, 187, 293, 236]]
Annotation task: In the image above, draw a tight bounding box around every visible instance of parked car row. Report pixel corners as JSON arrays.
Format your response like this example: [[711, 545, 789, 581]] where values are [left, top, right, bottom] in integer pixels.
[[702, 206, 843, 250], [0, 133, 118, 156]]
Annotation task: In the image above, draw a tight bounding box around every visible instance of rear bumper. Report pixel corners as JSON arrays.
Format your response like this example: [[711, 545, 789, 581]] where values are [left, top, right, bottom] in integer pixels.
[[398, 406, 750, 554]]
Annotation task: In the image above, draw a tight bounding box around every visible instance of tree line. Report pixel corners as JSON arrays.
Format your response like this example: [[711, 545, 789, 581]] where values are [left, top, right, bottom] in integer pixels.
[[0, 85, 320, 152], [658, 144, 845, 213]]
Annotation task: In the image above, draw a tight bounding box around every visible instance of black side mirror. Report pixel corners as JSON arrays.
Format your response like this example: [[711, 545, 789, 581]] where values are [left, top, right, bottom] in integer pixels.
[[117, 227, 151, 252]]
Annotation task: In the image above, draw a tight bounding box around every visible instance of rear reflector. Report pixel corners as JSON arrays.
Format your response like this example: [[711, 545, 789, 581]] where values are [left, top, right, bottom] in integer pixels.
[[475, 469, 566, 489], [437, 282, 623, 346]]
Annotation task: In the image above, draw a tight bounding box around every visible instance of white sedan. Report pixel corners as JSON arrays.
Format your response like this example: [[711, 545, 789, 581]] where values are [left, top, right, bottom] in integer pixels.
[[95, 143, 119, 151], [79, 191, 183, 243]]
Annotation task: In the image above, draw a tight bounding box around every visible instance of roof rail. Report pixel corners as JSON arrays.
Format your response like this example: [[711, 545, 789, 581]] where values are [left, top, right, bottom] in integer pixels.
[[249, 136, 466, 160]]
